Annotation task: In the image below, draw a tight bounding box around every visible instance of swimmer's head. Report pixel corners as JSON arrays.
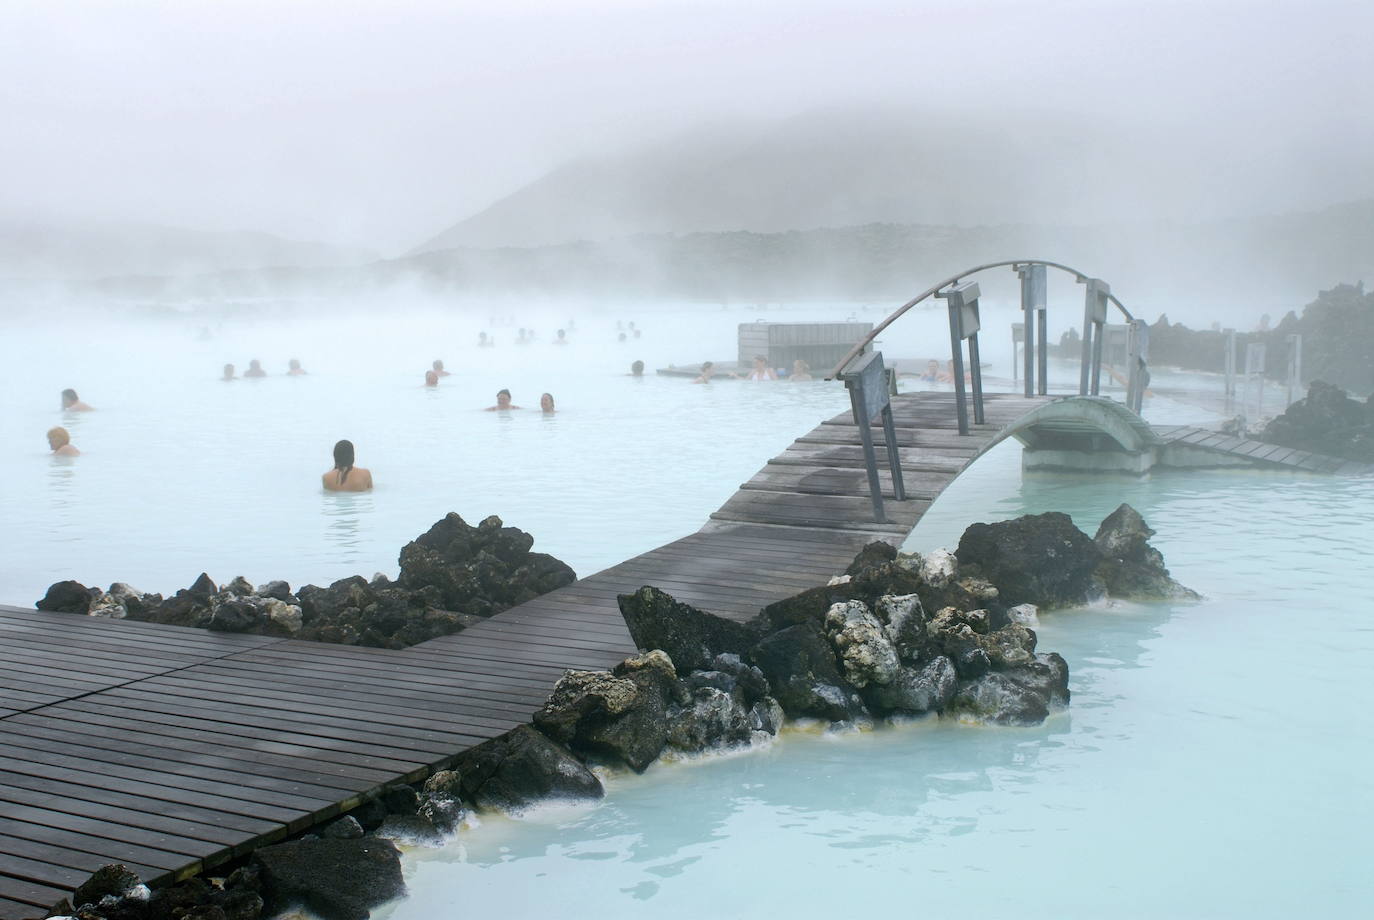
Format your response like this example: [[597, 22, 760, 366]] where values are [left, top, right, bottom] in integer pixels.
[[433, 359, 445, 371], [47, 426, 70, 450], [223, 364, 235, 379], [702, 361, 714, 371], [540, 392, 555, 412], [289, 358, 301, 370], [496, 388, 512, 407], [927, 359, 939, 371], [249, 359, 262, 371], [754, 355, 768, 367], [557, 329, 566, 339], [333, 439, 354, 470], [631, 360, 644, 376], [793, 359, 809, 373], [61, 389, 78, 407], [425, 370, 439, 386]]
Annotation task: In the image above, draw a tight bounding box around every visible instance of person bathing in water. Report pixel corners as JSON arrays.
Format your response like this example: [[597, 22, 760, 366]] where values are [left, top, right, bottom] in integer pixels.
[[47, 427, 79, 456], [693, 361, 719, 383], [790, 359, 813, 381], [244, 359, 267, 378], [424, 370, 440, 387], [540, 393, 556, 414], [61, 389, 94, 411], [486, 388, 522, 410], [287, 359, 307, 376], [746, 355, 777, 381], [322, 439, 372, 492], [433, 359, 451, 376], [222, 364, 236, 381]]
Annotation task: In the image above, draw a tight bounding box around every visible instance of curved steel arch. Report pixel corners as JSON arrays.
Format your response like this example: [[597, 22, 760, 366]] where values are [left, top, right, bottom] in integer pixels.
[[826, 259, 1138, 379]]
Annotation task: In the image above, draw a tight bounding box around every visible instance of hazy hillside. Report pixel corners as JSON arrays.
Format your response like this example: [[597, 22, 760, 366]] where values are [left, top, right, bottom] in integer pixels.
[[0, 220, 378, 281], [409, 105, 1367, 255], [67, 200, 1374, 319]]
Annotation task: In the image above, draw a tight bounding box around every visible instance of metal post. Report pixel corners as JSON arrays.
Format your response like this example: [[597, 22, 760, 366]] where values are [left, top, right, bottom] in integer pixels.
[[1037, 308, 1048, 395], [1011, 322, 1022, 386], [1018, 263, 1046, 397], [1080, 279, 1109, 397], [1125, 318, 1150, 414], [945, 295, 969, 435], [969, 328, 985, 424], [1223, 328, 1237, 413], [1286, 334, 1303, 406], [854, 393, 886, 524], [879, 404, 907, 501]]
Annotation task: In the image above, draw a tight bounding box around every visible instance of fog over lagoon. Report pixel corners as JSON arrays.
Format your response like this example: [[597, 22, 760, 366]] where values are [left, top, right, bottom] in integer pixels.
[[2, 2, 1372, 918]]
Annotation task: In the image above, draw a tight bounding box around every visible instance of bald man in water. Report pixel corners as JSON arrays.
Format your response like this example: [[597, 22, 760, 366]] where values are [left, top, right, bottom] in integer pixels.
[[47, 427, 79, 456]]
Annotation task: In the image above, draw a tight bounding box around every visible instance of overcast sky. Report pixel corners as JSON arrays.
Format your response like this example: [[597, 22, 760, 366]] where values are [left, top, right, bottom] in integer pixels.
[[2, 0, 1370, 252]]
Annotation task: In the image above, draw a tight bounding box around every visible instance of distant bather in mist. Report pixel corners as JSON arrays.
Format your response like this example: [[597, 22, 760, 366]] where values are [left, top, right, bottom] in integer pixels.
[[630, 360, 644, 376], [287, 359, 307, 376], [433, 359, 451, 376], [61, 389, 93, 411], [222, 364, 236, 381], [693, 361, 717, 384], [540, 393, 556, 414], [745, 355, 777, 381], [47, 427, 79, 456], [486, 388, 521, 410], [424, 370, 440, 387], [323, 439, 372, 492], [244, 359, 267, 378], [790, 360, 812, 381]]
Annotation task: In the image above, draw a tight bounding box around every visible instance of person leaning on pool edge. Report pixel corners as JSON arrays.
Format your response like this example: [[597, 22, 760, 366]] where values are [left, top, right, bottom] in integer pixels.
[[323, 439, 372, 492]]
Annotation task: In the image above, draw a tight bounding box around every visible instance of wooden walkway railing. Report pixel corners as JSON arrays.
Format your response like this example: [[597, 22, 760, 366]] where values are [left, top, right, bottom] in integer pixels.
[[0, 390, 1363, 917]]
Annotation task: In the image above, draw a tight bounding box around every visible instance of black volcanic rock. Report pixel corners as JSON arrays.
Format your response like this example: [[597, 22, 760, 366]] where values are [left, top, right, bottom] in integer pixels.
[[452, 725, 603, 812], [35, 579, 95, 614], [1093, 504, 1199, 600], [617, 586, 763, 672], [955, 512, 1103, 609], [252, 838, 404, 920]]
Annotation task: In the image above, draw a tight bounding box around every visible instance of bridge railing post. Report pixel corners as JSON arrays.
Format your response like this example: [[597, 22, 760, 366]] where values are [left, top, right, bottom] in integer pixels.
[[1223, 328, 1237, 413], [839, 351, 906, 523], [937, 282, 984, 433], [1016, 263, 1047, 396], [1079, 278, 1110, 396], [1286, 333, 1303, 406], [1126, 318, 1150, 413]]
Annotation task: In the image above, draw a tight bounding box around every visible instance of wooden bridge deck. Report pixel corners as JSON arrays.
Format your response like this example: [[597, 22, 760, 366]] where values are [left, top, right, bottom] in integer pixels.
[[2, 390, 1363, 917], [1151, 425, 1374, 474]]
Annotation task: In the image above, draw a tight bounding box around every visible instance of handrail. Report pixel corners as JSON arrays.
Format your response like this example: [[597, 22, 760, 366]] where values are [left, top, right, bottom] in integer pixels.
[[826, 259, 1137, 379]]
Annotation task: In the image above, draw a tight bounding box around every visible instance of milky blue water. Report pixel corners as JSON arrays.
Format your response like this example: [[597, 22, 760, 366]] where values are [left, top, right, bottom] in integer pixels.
[[3, 302, 1368, 919]]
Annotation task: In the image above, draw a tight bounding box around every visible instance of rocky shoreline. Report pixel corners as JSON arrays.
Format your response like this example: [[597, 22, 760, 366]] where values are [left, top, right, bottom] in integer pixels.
[[1258, 380, 1374, 463], [30, 504, 1192, 920], [35, 513, 577, 649]]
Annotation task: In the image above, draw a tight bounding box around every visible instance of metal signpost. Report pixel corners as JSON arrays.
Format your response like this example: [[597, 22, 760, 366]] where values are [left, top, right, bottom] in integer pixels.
[[1017, 262, 1048, 396], [1245, 342, 1267, 423], [1223, 328, 1238, 414], [1079, 278, 1111, 396], [937, 281, 985, 434], [1286, 334, 1303, 406], [1125, 318, 1150, 413], [838, 351, 907, 523]]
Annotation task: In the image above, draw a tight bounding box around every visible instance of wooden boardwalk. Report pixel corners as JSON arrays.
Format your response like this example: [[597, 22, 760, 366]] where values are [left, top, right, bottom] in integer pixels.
[[1152, 425, 1374, 474], [1, 390, 1362, 917]]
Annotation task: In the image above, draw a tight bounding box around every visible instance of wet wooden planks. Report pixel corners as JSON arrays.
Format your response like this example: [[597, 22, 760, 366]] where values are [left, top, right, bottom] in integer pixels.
[[1152, 426, 1374, 474]]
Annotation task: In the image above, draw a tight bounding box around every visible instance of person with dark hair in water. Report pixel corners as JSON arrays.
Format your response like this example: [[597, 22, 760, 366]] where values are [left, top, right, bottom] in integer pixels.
[[540, 392, 556, 414], [287, 358, 307, 376], [433, 359, 451, 376], [61, 389, 94, 411], [424, 370, 440, 387], [222, 364, 236, 381], [322, 440, 372, 492], [486, 388, 522, 410], [630, 360, 645, 376], [244, 359, 267, 378]]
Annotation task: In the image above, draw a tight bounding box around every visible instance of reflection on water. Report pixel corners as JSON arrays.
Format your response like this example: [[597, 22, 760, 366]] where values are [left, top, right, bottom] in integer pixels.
[[322, 491, 373, 564]]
